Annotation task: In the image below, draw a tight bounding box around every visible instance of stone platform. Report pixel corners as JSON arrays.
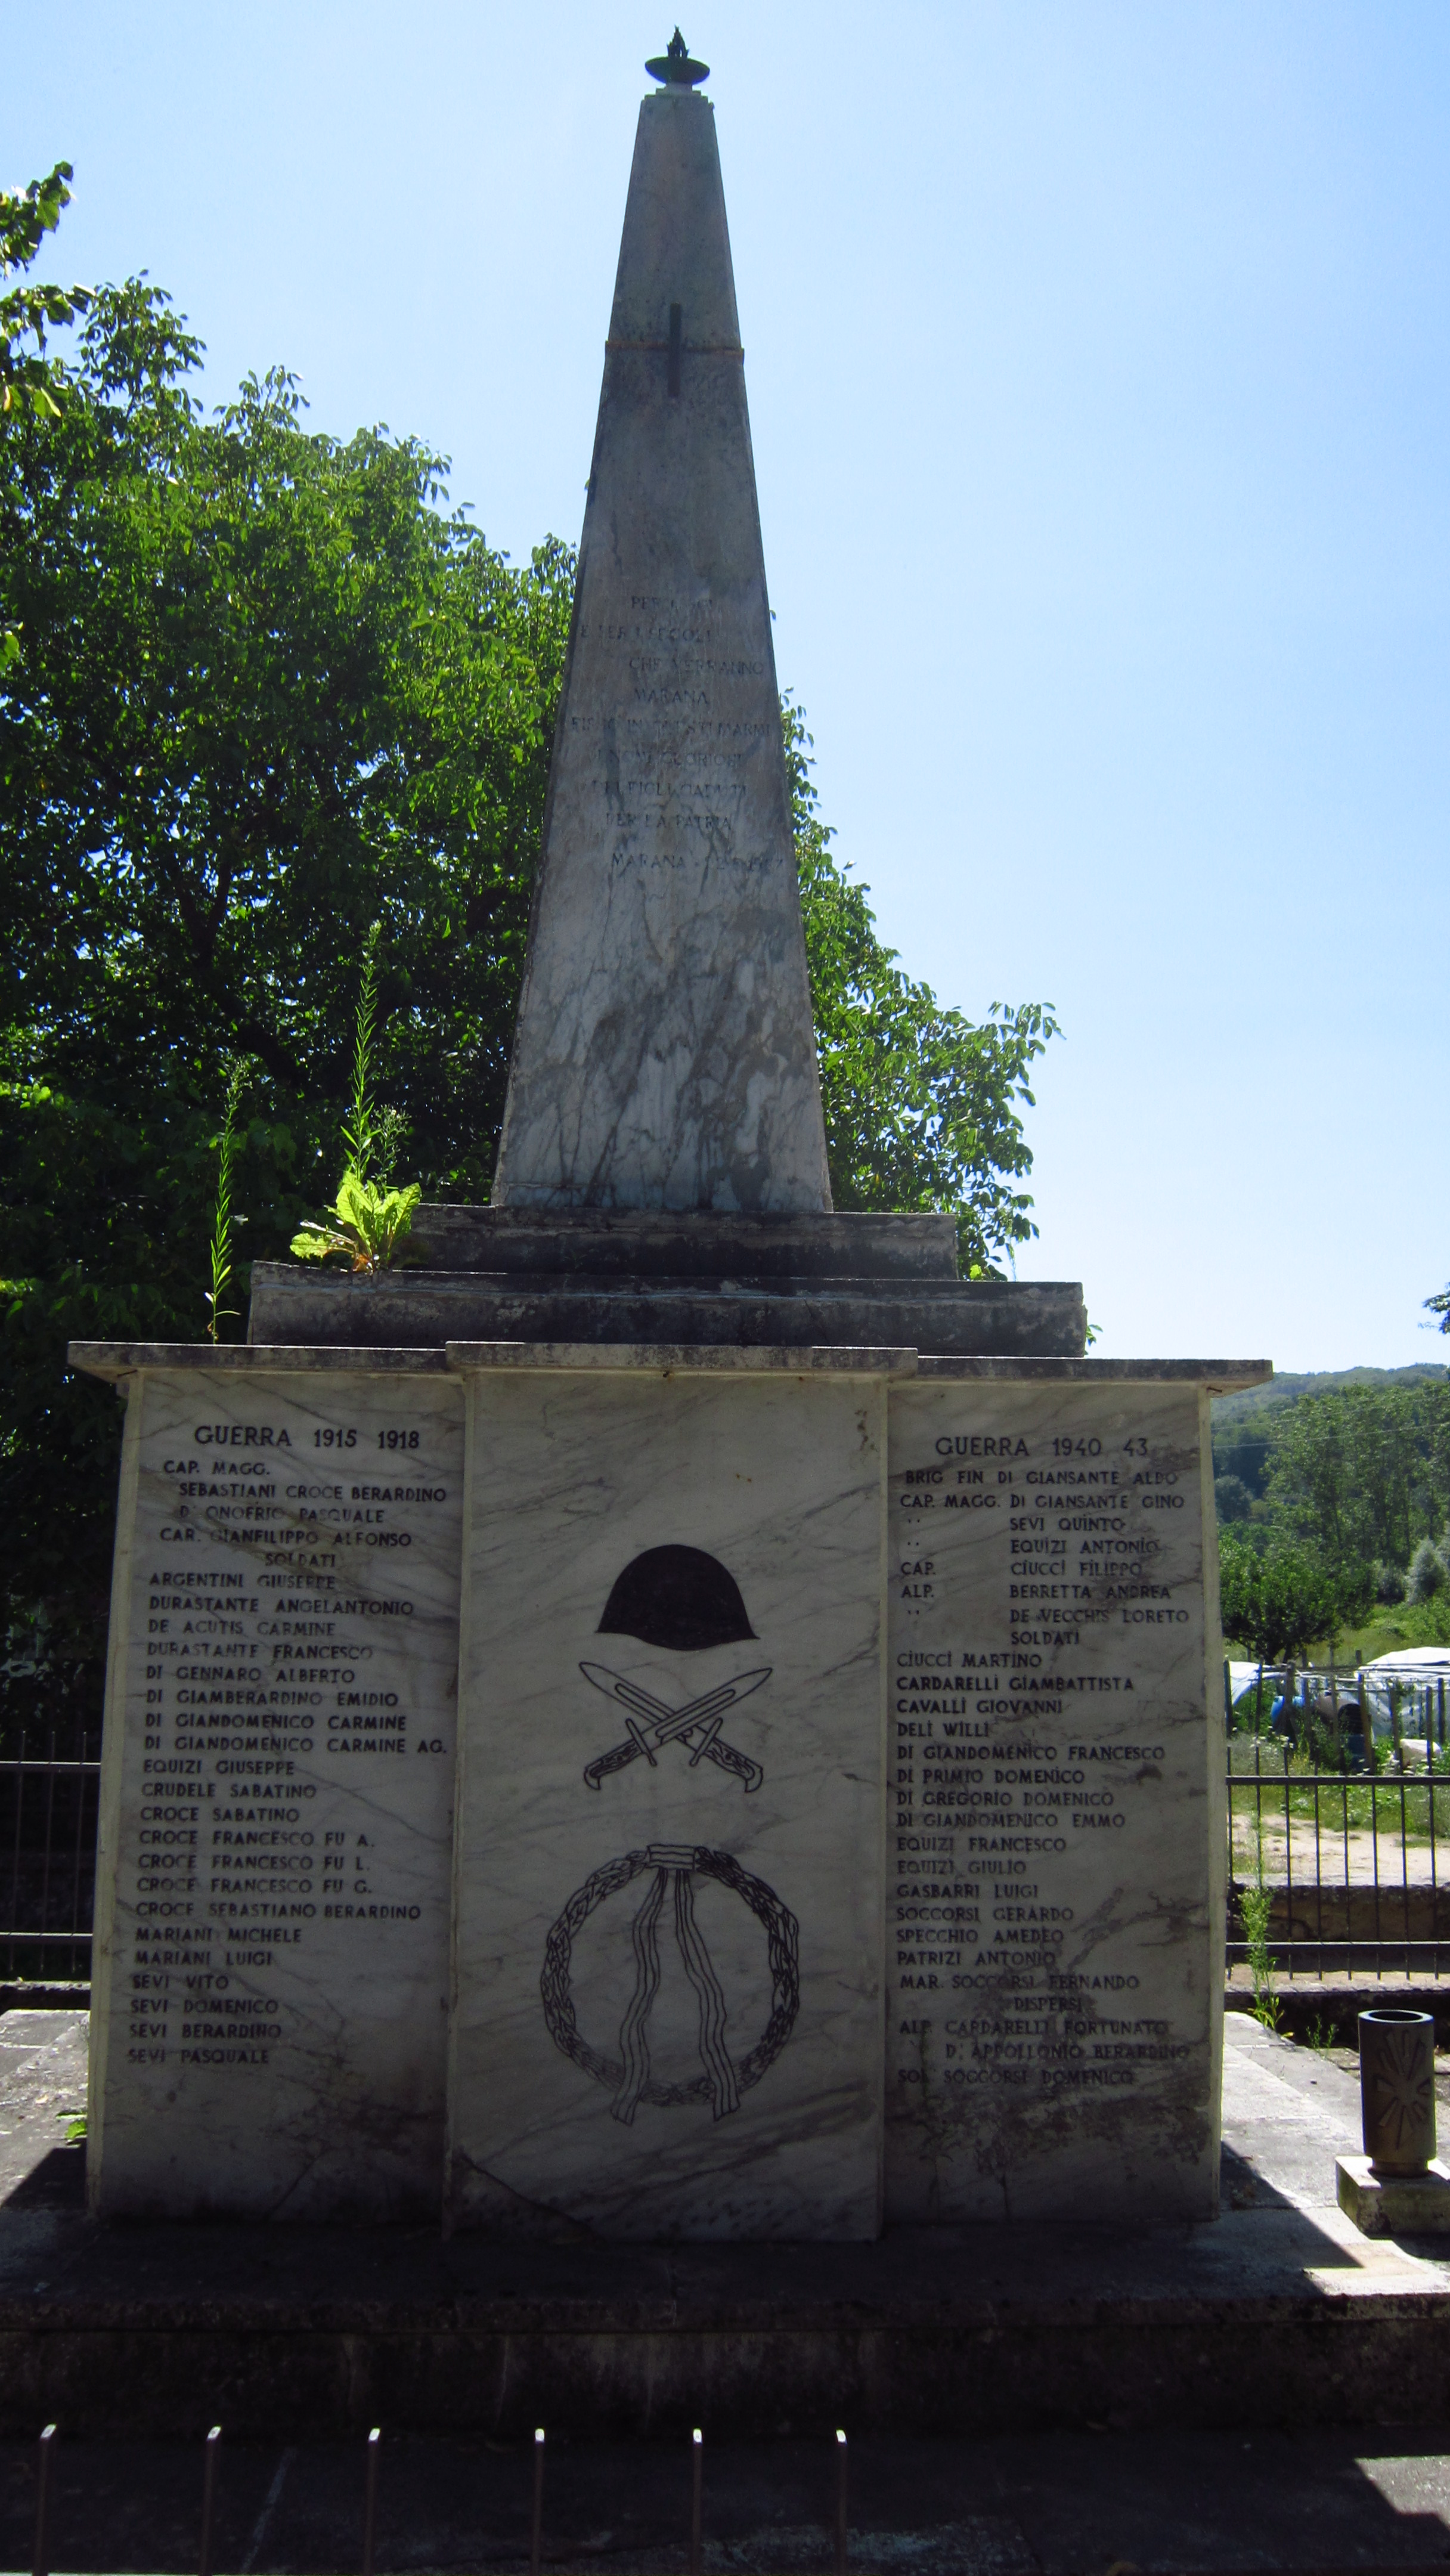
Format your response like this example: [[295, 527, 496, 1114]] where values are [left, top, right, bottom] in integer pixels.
[[4, 2012, 1450, 2439], [246, 1207, 1088, 1355]]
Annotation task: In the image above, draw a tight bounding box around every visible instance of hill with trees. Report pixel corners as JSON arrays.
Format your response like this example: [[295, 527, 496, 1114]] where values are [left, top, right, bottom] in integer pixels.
[[1212, 1365, 1450, 1661]]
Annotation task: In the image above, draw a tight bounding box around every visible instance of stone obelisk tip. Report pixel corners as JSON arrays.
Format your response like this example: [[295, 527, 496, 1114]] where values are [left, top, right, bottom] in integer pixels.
[[491, 37, 831, 1216], [645, 27, 710, 86]]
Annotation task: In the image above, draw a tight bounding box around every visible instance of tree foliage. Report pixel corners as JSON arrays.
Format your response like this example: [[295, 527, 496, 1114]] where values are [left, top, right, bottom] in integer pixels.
[[1, 162, 90, 430], [786, 701, 1056, 1274], [1262, 1382, 1450, 1572], [1219, 1533, 1371, 1667], [1, 259, 571, 1733], [1, 201, 1059, 1739]]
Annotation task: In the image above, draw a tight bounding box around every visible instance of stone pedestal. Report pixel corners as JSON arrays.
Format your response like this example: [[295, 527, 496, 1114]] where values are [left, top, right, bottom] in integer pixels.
[[1337, 2154, 1450, 2234], [72, 1336, 1264, 2237]]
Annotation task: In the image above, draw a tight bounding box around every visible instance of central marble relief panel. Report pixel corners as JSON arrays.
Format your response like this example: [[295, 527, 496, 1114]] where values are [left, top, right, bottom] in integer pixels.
[[445, 1360, 890, 2240]]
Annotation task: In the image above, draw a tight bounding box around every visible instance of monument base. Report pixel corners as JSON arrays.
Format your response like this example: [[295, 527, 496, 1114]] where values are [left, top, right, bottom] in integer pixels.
[[1336, 2153, 1450, 2234], [69, 1332, 1267, 2238], [0, 2199, 1440, 2441]]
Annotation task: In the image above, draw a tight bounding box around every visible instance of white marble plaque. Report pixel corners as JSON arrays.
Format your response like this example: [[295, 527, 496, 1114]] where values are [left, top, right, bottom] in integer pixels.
[[88, 1368, 462, 2218], [885, 1377, 1223, 2224], [447, 1366, 887, 2239]]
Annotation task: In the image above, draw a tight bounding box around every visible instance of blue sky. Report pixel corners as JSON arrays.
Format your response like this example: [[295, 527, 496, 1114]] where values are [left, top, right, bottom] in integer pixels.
[[7, 1, 1448, 1368]]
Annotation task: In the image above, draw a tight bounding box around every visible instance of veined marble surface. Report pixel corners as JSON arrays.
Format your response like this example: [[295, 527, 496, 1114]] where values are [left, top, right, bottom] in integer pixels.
[[885, 1381, 1222, 2224], [89, 1370, 463, 2218], [447, 1367, 888, 2238], [490, 84, 829, 1216]]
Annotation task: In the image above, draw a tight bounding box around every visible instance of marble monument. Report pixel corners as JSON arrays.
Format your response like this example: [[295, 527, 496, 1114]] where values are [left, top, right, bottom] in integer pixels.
[[70, 32, 1269, 2238], [447, 1351, 896, 2238], [490, 55, 831, 1216]]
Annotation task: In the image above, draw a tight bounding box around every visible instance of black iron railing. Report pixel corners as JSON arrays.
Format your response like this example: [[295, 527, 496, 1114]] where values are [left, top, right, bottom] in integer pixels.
[[0, 1726, 1443, 1993], [0, 1734, 101, 1983], [1227, 1737, 1450, 1979]]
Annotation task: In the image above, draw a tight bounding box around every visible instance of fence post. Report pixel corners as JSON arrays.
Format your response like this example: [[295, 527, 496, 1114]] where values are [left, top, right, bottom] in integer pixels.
[[690, 2428, 702, 2576], [530, 2428, 544, 2576], [32, 2424, 55, 2576], [200, 2424, 221, 2576], [362, 2427, 380, 2576], [835, 2431, 848, 2576]]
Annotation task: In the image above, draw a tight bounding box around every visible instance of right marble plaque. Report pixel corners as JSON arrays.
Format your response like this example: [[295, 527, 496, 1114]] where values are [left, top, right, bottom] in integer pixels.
[[885, 1374, 1224, 2224]]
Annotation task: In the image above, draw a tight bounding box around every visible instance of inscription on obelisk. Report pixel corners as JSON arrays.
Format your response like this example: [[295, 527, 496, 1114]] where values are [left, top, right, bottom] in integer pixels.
[[492, 58, 831, 1216]]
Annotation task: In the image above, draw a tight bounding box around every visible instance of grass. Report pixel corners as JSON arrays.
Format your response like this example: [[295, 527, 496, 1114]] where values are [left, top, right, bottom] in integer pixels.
[[1227, 1753, 1450, 1844]]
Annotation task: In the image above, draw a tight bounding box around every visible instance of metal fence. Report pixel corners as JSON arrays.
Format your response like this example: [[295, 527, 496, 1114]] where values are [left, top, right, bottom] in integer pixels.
[[1, 1723, 1443, 1994], [22, 2419, 855, 2576], [1228, 1664, 1450, 1748], [0, 1734, 101, 1984], [1226, 1736, 1450, 1979]]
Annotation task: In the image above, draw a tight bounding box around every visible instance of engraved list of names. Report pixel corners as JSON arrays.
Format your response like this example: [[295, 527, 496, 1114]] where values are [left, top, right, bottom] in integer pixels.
[[885, 1376, 1221, 2225], [89, 1368, 461, 2219]]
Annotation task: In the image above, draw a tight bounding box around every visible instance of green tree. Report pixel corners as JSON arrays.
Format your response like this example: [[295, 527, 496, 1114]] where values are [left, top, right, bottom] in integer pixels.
[[2, 217, 1061, 1742], [1, 271, 572, 1737], [787, 701, 1057, 1274], [1, 162, 90, 428], [1407, 1537, 1445, 1606], [1219, 1532, 1371, 1722], [1264, 1383, 1450, 1571]]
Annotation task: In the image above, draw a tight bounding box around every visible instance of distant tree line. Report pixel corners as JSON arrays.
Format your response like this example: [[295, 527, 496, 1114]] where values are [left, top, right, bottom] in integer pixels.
[[1213, 1372, 1450, 1672], [0, 171, 1058, 1741]]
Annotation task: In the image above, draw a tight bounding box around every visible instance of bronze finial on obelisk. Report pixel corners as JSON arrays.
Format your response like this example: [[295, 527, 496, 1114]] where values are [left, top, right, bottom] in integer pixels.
[[490, 41, 831, 1216], [645, 28, 710, 86]]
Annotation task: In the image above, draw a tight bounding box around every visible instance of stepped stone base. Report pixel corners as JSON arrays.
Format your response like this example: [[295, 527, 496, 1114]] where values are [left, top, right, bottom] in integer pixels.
[[407, 1207, 962, 1278], [0, 2203, 1444, 2439], [247, 1208, 1088, 1357]]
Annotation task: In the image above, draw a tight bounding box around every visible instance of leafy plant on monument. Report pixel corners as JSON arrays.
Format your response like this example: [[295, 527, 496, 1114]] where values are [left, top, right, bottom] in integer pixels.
[[205, 1055, 251, 1340], [290, 925, 422, 1274]]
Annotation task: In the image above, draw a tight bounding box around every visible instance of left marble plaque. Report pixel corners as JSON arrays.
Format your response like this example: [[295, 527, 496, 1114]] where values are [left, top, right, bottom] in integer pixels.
[[88, 1368, 463, 2218]]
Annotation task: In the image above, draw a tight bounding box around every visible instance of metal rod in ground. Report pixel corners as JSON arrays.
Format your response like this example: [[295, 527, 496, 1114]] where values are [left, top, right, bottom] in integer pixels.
[[834, 2429, 848, 2576], [690, 2428, 703, 2576], [200, 2423, 222, 2576], [32, 2424, 56, 2576], [362, 2426, 381, 2576], [530, 2427, 545, 2576]]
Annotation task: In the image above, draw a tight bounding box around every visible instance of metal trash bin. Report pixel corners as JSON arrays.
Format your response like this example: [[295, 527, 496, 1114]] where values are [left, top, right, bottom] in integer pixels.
[[1359, 2008, 1437, 2175]]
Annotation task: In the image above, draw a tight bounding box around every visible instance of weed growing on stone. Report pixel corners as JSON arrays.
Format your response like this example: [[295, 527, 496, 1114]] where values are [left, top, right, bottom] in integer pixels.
[[203, 1054, 250, 1341], [291, 923, 421, 1274]]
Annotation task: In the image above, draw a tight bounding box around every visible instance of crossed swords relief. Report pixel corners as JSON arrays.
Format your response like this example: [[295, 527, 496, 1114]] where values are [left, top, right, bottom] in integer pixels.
[[579, 1662, 770, 1793]]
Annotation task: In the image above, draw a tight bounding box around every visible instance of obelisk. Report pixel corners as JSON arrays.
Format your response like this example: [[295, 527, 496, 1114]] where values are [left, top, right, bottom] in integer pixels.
[[491, 31, 832, 1216]]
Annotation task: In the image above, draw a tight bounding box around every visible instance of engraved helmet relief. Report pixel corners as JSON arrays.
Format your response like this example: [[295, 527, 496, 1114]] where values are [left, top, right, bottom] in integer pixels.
[[580, 1544, 772, 1791], [543, 1543, 798, 2121]]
